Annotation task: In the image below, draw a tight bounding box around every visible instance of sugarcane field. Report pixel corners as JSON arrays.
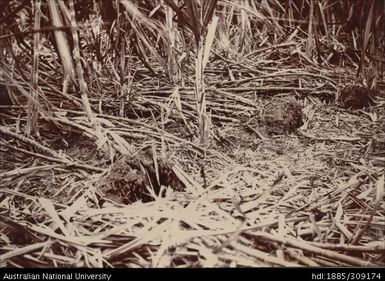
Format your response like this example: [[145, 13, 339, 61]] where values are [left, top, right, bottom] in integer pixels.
[[0, 0, 384, 269]]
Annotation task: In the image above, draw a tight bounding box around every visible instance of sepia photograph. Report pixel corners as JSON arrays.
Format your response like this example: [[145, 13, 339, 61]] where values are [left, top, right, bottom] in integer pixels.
[[0, 0, 384, 272]]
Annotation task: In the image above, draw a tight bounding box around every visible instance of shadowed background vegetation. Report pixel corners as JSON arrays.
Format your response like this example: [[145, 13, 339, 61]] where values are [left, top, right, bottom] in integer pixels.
[[1, 0, 384, 141]]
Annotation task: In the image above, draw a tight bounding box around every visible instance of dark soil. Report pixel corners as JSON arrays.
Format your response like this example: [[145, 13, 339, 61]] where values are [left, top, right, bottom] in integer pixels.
[[262, 97, 303, 136], [0, 84, 12, 106], [337, 85, 376, 109], [100, 148, 184, 204]]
